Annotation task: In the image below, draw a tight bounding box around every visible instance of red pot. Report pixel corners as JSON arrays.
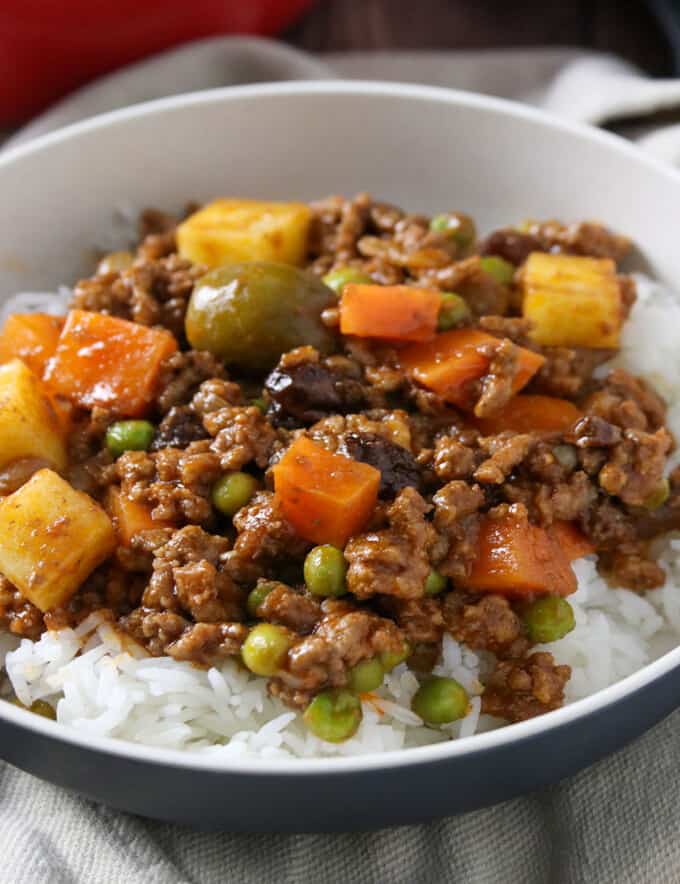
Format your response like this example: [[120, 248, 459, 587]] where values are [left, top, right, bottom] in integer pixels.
[[0, 0, 315, 124]]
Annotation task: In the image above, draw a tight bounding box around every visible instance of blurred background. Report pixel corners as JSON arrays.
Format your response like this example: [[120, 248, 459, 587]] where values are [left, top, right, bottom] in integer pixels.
[[1, 0, 677, 127]]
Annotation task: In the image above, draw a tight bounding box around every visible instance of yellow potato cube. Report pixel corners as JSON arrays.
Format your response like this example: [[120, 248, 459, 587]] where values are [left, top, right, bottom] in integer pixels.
[[0, 359, 66, 471], [177, 198, 312, 268], [522, 252, 622, 349], [0, 469, 115, 612]]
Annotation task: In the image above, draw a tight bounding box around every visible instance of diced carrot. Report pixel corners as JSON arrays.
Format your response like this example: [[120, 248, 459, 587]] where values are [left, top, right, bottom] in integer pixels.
[[106, 487, 171, 546], [44, 310, 178, 417], [460, 511, 577, 598], [549, 520, 595, 561], [398, 329, 545, 412], [0, 313, 64, 377], [339, 284, 441, 342], [273, 436, 380, 547], [473, 395, 582, 435]]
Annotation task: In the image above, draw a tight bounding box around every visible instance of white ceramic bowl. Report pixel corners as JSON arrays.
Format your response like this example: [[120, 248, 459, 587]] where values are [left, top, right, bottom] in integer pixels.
[[1, 82, 679, 831]]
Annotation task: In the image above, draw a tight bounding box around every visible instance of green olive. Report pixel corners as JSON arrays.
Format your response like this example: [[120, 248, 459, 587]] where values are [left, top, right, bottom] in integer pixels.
[[212, 472, 258, 517], [304, 545, 348, 598], [347, 657, 385, 693], [411, 677, 469, 724], [380, 641, 411, 672], [303, 689, 362, 742], [424, 569, 448, 596], [479, 255, 515, 286], [106, 420, 155, 458], [246, 581, 276, 618], [322, 266, 373, 295], [437, 292, 470, 331], [186, 262, 337, 374], [522, 596, 575, 644], [241, 623, 293, 676]]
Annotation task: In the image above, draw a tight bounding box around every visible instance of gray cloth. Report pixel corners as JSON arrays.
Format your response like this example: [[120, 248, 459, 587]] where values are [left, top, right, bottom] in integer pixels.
[[4, 36, 680, 884]]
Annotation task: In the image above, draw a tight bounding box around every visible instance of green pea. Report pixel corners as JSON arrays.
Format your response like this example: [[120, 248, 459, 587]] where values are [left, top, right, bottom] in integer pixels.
[[643, 478, 670, 511], [212, 472, 258, 517], [322, 267, 373, 296], [241, 623, 293, 676], [304, 545, 347, 598], [303, 689, 362, 742], [429, 213, 476, 250], [424, 569, 448, 596], [553, 444, 578, 471], [380, 641, 411, 672], [522, 596, 575, 644], [105, 420, 155, 458], [347, 657, 385, 693], [437, 292, 470, 331], [9, 697, 56, 720], [411, 676, 469, 725], [251, 397, 268, 414], [247, 582, 276, 618], [479, 255, 515, 286]]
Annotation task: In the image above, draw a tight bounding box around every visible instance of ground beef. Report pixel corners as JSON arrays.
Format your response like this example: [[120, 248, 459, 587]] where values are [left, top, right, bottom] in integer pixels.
[[72, 253, 205, 338], [598, 428, 671, 507], [122, 607, 247, 664], [583, 368, 666, 432], [598, 545, 666, 591], [382, 596, 445, 644], [442, 592, 528, 658], [0, 574, 43, 639], [142, 526, 243, 622], [531, 347, 609, 399], [343, 431, 423, 499], [265, 346, 365, 426], [191, 378, 243, 416], [481, 651, 571, 722], [227, 492, 309, 584], [203, 405, 277, 471], [473, 338, 522, 418], [431, 481, 485, 580], [155, 350, 227, 413], [523, 219, 632, 262], [433, 434, 479, 482], [270, 608, 406, 708], [308, 409, 413, 454], [345, 487, 435, 599], [116, 442, 221, 524], [474, 433, 534, 485], [256, 582, 322, 634], [151, 406, 208, 450], [417, 255, 509, 316]]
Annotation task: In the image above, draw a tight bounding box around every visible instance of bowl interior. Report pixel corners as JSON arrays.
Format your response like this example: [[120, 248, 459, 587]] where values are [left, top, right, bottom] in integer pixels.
[[1, 81, 680, 775]]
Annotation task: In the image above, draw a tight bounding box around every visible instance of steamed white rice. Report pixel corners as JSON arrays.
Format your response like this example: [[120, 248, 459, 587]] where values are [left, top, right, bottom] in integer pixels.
[[2, 273, 680, 759]]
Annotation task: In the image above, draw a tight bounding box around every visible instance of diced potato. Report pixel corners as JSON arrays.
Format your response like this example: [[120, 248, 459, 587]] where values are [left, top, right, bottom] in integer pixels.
[[0, 469, 115, 612], [177, 198, 312, 267], [0, 359, 66, 471], [521, 252, 622, 348]]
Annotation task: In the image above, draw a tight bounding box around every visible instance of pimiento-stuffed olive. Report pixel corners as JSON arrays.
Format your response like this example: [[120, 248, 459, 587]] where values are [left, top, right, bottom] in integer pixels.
[[185, 262, 337, 374]]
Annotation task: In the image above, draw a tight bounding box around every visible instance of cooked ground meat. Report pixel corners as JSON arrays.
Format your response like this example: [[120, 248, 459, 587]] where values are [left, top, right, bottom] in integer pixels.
[[345, 487, 435, 599], [142, 526, 243, 622], [481, 652, 571, 722], [4, 193, 678, 737], [256, 582, 322, 634]]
